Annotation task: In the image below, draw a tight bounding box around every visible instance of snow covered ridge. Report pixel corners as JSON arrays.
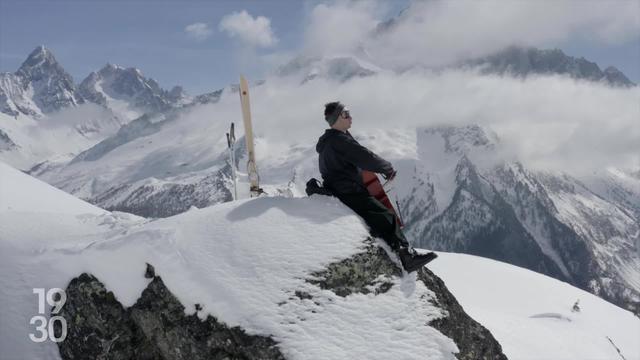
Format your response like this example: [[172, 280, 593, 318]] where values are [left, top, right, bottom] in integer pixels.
[[2, 162, 639, 360], [1, 161, 509, 359]]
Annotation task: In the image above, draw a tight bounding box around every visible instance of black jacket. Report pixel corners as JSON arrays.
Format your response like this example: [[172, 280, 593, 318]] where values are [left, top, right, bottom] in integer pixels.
[[316, 129, 393, 194]]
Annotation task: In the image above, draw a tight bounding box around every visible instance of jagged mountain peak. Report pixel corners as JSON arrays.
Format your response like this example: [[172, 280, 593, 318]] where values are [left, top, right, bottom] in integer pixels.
[[15, 46, 71, 85], [96, 63, 122, 77], [97, 63, 144, 79], [94, 63, 150, 88], [78, 62, 174, 114], [454, 154, 485, 195], [18, 45, 58, 72], [3, 45, 84, 116], [603, 65, 633, 86], [466, 45, 636, 87]]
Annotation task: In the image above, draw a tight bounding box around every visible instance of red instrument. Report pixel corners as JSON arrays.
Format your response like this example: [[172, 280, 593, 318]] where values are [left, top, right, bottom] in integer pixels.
[[361, 170, 403, 227]]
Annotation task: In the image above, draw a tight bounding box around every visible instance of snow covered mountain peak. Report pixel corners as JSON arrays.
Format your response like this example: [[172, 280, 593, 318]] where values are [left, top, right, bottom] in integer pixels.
[[1, 46, 83, 117], [17, 45, 57, 73], [94, 64, 122, 78], [78, 63, 175, 116], [17, 45, 79, 99]]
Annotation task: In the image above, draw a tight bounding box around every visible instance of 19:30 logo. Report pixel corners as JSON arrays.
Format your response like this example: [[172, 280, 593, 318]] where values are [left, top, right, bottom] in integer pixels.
[[29, 288, 67, 343]]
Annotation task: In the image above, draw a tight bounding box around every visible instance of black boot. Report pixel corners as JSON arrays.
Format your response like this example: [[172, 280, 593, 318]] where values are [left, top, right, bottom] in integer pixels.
[[398, 247, 438, 273]]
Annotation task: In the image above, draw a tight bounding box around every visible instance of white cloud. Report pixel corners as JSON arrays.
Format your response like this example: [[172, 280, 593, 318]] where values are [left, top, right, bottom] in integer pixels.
[[219, 10, 278, 48], [225, 70, 639, 176], [302, 2, 382, 56], [185, 23, 213, 41], [300, 0, 640, 69]]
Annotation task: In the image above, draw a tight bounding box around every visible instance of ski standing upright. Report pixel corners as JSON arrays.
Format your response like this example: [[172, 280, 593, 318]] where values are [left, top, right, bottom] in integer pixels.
[[226, 122, 238, 200], [239, 75, 263, 197]]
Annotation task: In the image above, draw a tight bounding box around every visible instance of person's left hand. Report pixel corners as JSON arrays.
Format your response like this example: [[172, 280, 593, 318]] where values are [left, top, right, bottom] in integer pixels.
[[383, 169, 397, 181]]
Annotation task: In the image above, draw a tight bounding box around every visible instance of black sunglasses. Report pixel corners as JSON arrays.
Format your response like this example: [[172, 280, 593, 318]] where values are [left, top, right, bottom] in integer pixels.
[[341, 110, 351, 118]]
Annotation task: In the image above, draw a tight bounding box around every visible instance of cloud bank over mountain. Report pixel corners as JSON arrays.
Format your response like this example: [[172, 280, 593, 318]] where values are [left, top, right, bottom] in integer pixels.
[[299, 0, 640, 69], [225, 70, 639, 175]]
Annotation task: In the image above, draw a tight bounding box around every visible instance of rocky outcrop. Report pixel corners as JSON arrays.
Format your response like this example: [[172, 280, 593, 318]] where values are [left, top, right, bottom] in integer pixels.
[[57, 270, 284, 360], [57, 241, 507, 359], [308, 240, 507, 360], [419, 269, 507, 360], [308, 242, 401, 297]]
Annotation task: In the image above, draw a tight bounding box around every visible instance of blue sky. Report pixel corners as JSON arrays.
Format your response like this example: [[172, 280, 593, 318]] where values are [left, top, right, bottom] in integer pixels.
[[0, 0, 320, 94], [1, 0, 638, 95]]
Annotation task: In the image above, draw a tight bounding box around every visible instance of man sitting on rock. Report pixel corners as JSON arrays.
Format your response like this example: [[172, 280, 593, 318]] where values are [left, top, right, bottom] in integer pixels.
[[316, 101, 437, 272]]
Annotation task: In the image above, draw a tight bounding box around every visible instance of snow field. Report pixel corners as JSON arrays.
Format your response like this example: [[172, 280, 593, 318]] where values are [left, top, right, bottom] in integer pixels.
[[2, 161, 639, 360], [430, 252, 640, 360]]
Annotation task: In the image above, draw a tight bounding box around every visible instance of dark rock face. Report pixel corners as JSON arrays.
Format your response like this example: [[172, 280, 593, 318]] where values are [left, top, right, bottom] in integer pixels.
[[419, 268, 507, 360], [57, 273, 284, 360], [406, 125, 639, 317], [308, 241, 402, 297], [306, 239, 507, 359], [55, 273, 157, 360], [415, 158, 570, 283]]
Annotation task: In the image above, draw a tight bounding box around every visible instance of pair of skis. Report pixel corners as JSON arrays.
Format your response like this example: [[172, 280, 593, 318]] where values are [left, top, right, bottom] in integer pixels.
[[227, 76, 263, 199]]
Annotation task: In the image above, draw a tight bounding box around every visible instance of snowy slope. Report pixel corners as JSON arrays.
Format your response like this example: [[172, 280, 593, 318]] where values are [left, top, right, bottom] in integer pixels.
[[0, 161, 458, 360], [33, 88, 324, 216], [0, 161, 104, 215], [2, 161, 639, 360], [0, 105, 124, 170], [431, 253, 640, 360]]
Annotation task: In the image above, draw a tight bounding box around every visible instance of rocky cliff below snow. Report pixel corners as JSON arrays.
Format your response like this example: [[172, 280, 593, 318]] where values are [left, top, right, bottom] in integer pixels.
[[57, 242, 506, 360]]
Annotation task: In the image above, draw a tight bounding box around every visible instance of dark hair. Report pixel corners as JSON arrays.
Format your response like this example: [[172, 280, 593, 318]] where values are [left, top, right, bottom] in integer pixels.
[[324, 101, 344, 125]]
